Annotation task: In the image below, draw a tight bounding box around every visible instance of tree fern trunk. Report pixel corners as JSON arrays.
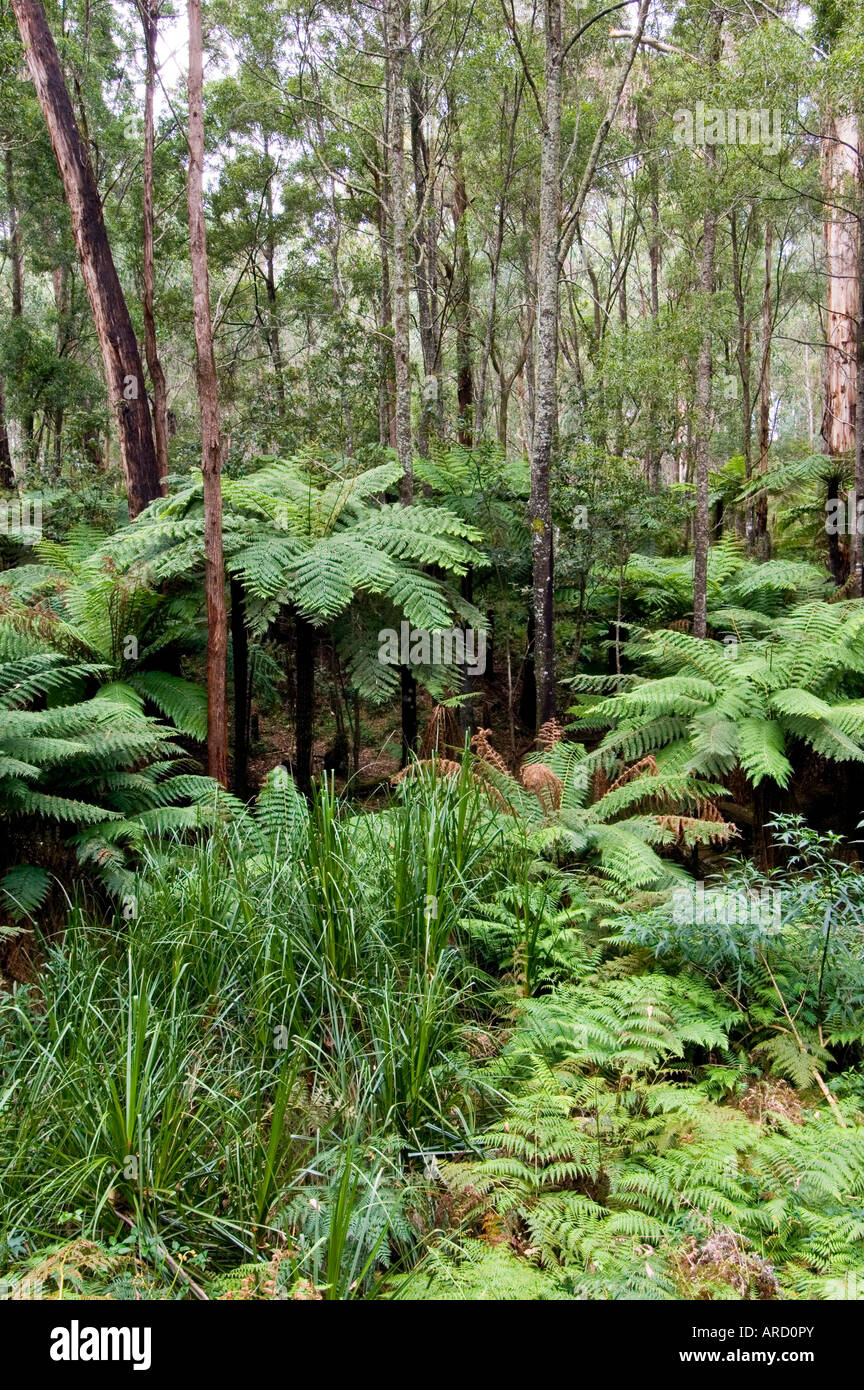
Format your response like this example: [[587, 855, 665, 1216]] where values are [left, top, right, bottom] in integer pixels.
[[0, 381, 13, 489], [459, 565, 475, 740], [400, 664, 417, 767], [231, 579, 249, 800], [294, 609, 316, 796]]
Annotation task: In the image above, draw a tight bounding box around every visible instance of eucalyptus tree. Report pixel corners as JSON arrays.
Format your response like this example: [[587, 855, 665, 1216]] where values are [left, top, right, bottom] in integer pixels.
[[10, 0, 162, 516]]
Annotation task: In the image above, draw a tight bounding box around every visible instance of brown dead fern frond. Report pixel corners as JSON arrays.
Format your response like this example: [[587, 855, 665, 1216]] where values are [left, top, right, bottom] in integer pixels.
[[536, 718, 565, 751], [653, 813, 739, 846], [520, 762, 563, 814], [470, 728, 511, 776], [607, 755, 660, 792]]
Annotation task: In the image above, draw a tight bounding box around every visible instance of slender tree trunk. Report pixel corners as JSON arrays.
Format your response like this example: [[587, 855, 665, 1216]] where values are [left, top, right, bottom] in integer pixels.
[[755, 219, 772, 560], [12, 0, 161, 517], [4, 147, 33, 466], [385, 0, 412, 502], [51, 264, 70, 477], [526, 0, 649, 723], [409, 75, 441, 455], [692, 182, 717, 638], [854, 154, 864, 596], [645, 132, 662, 490], [692, 12, 723, 639], [186, 0, 228, 786], [4, 150, 23, 321], [373, 166, 397, 447], [476, 80, 514, 439], [263, 144, 287, 421], [498, 376, 511, 451], [529, 0, 563, 729], [384, 0, 417, 757], [730, 209, 754, 545], [822, 112, 859, 457], [451, 124, 474, 446], [141, 0, 169, 490]]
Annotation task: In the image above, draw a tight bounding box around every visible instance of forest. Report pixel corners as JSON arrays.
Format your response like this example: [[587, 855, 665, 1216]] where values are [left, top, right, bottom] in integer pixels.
[[2, 0, 864, 1310]]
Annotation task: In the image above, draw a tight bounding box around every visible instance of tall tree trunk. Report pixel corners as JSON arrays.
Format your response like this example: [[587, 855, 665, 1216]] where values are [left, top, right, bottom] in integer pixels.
[[692, 182, 717, 638], [263, 142, 287, 421], [384, 0, 416, 758], [4, 150, 23, 322], [4, 147, 32, 467], [373, 166, 396, 447], [526, 0, 649, 724], [385, 0, 412, 502], [477, 81, 522, 439], [854, 152, 864, 596], [186, 0, 228, 786], [409, 75, 441, 455], [645, 129, 662, 490], [530, 0, 564, 729], [12, 0, 161, 517], [51, 264, 70, 478], [451, 125, 474, 446], [141, 0, 169, 490], [692, 13, 723, 639], [755, 219, 772, 560], [822, 113, 859, 458], [730, 208, 754, 544]]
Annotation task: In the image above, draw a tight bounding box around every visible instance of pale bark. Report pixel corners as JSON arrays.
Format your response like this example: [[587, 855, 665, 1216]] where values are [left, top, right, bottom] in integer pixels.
[[822, 113, 859, 457], [384, 0, 412, 502], [529, 0, 563, 728], [755, 219, 772, 561], [409, 75, 442, 454], [263, 143, 287, 421], [855, 160, 864, 596], [476, 79, 523, 439], [187, 0, 228, 787], [141, 0, 169, 489], [692, 11, 723, 639], [730, 208, 754, 541], [692, 160, 717, 640], [528, 0, 649, 725], [373, 164, 396, 447]]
